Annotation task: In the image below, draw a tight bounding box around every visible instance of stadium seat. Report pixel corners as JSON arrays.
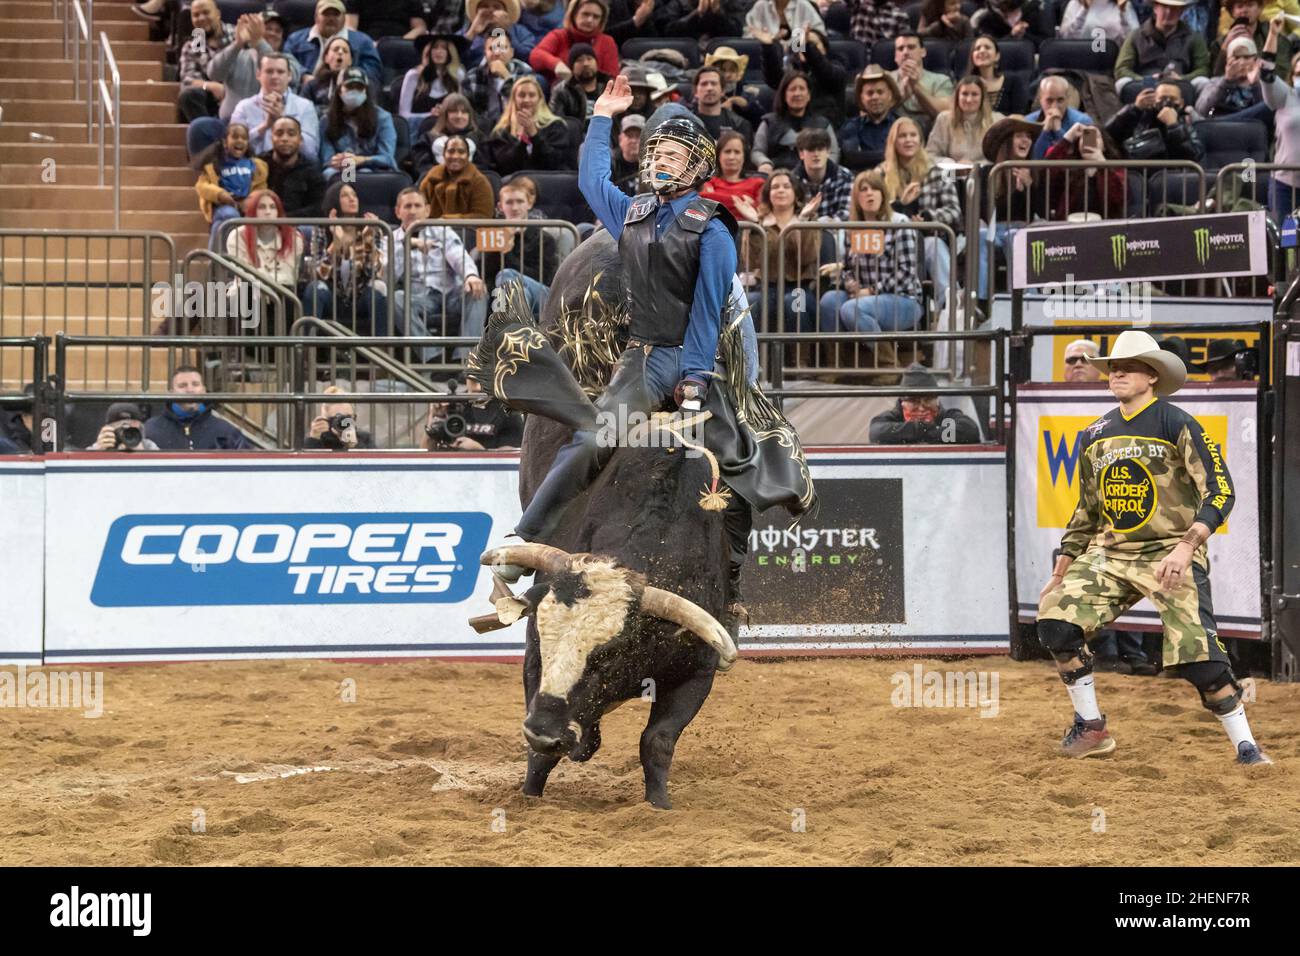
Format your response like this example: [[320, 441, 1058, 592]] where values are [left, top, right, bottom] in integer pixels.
[[706, 38, 767, 83], [218, 0, 266, 25], [325, 172, 414, 225], [377, 37, 419, 84], [1145, 169, 1203, 215], [870, 38, 952, 74], [1196, 119, 1270, 171], [953, 38, 1034, 74], [823, 2, 851, 37], [504, 171, 592, 224], [275, 0, 318, 31], [903, 2, 922, 29], [1038, 38, 1120, 73], [620, 37, 701, 68], [828, 39, 867, 76]]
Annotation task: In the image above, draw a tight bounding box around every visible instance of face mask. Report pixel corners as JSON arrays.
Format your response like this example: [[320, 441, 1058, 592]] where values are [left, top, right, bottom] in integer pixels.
[[341, 89, 367, 109]]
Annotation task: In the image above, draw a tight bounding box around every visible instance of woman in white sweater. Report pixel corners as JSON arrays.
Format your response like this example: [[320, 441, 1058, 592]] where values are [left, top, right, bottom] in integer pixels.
[[1058, 0, 1140, 45], [744, 0, 826, 40], [926, 76, 1003, 163]]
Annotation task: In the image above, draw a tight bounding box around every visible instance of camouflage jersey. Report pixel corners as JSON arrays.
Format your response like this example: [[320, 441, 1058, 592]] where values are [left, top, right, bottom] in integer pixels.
[[1059, 397, 1235, 562]]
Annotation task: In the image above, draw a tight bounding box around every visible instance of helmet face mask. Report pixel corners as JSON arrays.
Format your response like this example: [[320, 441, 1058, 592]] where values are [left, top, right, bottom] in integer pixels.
[[638, 119, 715, 195]]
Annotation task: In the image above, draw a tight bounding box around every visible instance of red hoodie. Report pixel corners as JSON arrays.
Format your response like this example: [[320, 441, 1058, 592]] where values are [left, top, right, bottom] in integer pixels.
[[529, 26, 619, 82]]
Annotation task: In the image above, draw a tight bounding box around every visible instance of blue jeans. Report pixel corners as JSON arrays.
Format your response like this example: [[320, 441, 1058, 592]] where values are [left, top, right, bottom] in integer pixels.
[[746, 284, 821, 334], [302, 280, 390, 335], [209, 203, 241, 249], [1269, 176, 1298, 225], [495, 268, 550, 318], [188, 116, 226, 160], [977, 222, 1015, 300], [516, 345, 681, 542], [818, 290, 921, 333]]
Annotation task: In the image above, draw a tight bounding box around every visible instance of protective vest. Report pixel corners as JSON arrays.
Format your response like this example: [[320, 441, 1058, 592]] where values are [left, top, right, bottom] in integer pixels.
[[619, 192, 736, 347]]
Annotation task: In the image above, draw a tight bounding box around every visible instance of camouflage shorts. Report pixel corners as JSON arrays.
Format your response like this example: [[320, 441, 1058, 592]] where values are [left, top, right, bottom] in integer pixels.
[[1038, 547, 1230, 668]]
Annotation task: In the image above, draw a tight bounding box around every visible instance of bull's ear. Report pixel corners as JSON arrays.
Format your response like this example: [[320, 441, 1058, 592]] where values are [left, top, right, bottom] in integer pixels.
[[496, 582, 551, 625]]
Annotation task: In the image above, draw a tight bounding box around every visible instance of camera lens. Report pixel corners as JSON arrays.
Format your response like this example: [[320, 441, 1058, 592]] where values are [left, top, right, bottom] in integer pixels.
[[115, 425, 142, 449]]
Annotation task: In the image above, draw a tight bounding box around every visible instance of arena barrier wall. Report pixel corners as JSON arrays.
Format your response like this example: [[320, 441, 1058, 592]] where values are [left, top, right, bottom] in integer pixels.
[[0, 458, 45, 664], [1014, 384, 1262, 638], [26, 447, 1008, 664], [988, 295, 1273, 382]]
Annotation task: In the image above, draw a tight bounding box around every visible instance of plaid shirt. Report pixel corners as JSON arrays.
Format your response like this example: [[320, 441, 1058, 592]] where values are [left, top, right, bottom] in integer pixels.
[[846, 0, 910, 47], [461, 59, 532, 126], [891, 165, 961, 230], [179, 23, 237, 85], [845, 214, 922, 298], [795, 160, 855, 222]]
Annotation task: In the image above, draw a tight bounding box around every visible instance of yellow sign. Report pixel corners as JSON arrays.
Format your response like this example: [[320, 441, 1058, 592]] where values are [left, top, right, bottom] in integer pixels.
[[1050, 322, 1260, 383], [1036, 413, 1229, 533]]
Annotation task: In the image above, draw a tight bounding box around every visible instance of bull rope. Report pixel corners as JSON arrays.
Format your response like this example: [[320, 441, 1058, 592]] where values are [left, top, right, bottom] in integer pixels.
[[650, 410, 731, 512]]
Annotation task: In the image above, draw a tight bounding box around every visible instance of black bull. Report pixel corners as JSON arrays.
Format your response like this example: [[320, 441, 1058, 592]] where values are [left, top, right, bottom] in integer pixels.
[[506, 231, 735, 810]]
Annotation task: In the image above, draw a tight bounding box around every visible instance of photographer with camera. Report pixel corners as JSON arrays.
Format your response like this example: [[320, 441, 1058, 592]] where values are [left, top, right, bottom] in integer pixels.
[[305, 385, 376, 450], [89, 404, 161, 452], [423, 377, 522, 451]]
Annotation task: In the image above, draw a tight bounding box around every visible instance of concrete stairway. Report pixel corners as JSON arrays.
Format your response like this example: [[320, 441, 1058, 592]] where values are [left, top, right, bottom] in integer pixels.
[[0, 0, 206, 390]]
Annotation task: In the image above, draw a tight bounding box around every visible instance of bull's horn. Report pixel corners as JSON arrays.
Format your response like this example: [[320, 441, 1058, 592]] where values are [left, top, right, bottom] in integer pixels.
[[480, 544, 573, 575], [640, 588, 739, 671]]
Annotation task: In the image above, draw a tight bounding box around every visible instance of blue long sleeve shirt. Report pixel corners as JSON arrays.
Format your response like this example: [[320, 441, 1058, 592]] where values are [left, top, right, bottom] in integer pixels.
[[578, 115, 736, 381], [1025, 106, 1094, 160]]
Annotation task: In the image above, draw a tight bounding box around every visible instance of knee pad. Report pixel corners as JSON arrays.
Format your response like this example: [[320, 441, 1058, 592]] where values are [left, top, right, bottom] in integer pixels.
[[1175, 660, 1242, 716], [1038, 619, 1086, 657]]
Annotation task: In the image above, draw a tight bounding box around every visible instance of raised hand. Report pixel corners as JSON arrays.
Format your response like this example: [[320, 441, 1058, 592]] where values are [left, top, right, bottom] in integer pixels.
[[594, 74, 635, 117]]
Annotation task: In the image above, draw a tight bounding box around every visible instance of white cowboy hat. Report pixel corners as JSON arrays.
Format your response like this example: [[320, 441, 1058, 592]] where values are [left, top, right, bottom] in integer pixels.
[[1086, 329, 1187, 396]]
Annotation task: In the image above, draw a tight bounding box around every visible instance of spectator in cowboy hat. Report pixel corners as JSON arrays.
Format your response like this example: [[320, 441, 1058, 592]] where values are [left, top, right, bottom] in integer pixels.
[[1159, 335, 1194, 367], [465, 0, 539, 67], [704, 46, 765, 127], [1192, 339, 1257, 380], [285, 0, 383, 86], [623, 67, 673, 117], [869, 364, 982, 444], [839, 65, 903, 171], [978, 114, 1046, 298]]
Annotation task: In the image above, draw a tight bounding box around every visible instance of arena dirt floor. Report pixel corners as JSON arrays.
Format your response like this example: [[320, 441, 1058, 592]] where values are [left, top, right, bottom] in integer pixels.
[[1, 655, 1297, 866]]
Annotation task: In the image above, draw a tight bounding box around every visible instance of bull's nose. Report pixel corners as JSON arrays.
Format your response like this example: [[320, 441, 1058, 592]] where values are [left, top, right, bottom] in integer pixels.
[[522, 725, 566, 755]]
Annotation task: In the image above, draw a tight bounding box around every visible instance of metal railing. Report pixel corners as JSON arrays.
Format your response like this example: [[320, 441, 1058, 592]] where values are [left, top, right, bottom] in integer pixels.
[[52, 334, 489, 451], [96, 31, 121, 229], [62, 0, 94, 139], [0, 337, 50, 452], [769, 219, 963, 381], [977, 159, 1211, 301], [0, 229, 178, 391]]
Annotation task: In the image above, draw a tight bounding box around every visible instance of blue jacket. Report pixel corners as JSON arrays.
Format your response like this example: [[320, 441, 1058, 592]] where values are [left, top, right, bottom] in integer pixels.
[[285, 27, 383, 88], [1025, 106, 1094, 160], [145, 405, 253, 451], [579, 111, 736, 381], [463, 24, 537, 69], [321, 107, 398, 178]]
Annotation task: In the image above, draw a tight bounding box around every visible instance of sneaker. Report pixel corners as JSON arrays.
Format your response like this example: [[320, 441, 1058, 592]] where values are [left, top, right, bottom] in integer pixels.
[[1061, 713, 1116, 758], [1236, 741, 1273, 766]]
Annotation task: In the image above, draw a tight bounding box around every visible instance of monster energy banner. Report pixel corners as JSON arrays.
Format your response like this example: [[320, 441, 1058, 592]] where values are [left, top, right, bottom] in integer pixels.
[[1011, 211, 1268, 289]]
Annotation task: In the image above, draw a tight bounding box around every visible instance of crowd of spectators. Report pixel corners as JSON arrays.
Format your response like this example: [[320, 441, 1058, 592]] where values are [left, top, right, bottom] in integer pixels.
[[21, 0, 1255, 451]]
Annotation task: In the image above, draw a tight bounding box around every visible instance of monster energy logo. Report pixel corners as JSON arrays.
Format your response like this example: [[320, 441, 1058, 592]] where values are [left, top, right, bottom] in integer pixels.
[[1111, 234, 1127, 270], [1029, 240, 1075, 275], [1194, 227, 1211, 265]]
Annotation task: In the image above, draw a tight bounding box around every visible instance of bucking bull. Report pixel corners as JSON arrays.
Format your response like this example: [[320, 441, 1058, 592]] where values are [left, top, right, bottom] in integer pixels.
[[466, 231, 814, 809]]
